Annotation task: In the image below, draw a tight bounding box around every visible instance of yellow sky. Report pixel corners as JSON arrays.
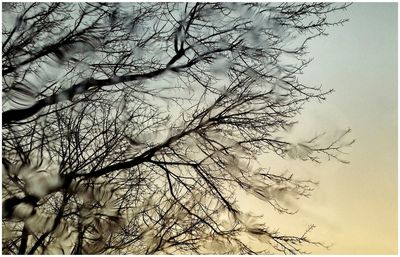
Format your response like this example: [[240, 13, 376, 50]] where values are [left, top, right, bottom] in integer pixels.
[[239, 3, 398, 254]]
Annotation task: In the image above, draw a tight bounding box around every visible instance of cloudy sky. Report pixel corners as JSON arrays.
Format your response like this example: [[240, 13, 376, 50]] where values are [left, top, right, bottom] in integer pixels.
[[1, 2, 396, 255], [239, 3, 397, 254]]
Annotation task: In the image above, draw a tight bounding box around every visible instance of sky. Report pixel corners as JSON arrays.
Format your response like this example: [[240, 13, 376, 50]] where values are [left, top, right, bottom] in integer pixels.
[[1, 2, 397, 255], [239, 3, 398, 254]]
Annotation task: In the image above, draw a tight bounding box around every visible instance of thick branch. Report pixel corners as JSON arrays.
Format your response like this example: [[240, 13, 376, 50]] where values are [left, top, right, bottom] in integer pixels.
[[18, 226, 29, 255], [2, 68, 166, 126]]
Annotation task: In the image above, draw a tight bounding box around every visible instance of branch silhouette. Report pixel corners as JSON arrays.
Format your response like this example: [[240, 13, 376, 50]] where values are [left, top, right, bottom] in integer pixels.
[[2, 2, 351, 254]]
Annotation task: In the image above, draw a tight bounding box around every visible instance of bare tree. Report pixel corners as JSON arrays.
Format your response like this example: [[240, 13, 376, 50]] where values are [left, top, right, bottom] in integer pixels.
[[2, 2, 353, 254]]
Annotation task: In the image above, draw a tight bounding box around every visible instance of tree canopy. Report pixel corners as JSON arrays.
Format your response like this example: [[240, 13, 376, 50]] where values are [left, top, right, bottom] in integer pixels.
[[2, 2, 353, 254]]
